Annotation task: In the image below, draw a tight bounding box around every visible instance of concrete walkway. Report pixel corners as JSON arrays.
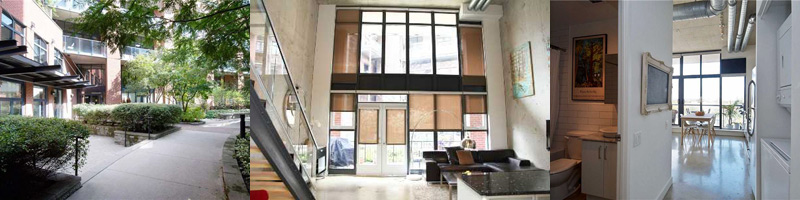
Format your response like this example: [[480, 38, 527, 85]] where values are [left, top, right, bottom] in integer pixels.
[[68, 119, 242, 200]]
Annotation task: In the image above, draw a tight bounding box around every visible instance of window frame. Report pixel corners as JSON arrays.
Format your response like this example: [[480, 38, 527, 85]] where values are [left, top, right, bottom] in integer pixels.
[[0, 78, 24, 116], [1, 11, 25, 45], [672, 51, 746, 129], [33, 34, 48, 64]]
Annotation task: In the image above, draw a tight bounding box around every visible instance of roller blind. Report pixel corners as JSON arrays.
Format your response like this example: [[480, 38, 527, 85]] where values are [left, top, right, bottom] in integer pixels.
[[464, 95, 486, 114], [386, 109, 406, 145], [409, 94, 434, 130], [331, 94, 355, 112], [358, 109, 378, 144], [436, 94, 462, 130]]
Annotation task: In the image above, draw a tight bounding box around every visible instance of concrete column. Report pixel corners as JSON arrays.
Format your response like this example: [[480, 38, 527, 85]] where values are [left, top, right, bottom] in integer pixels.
[[460, 5, 508, 150], [23, 82, 33, 116], [309, 5, 336, 146]]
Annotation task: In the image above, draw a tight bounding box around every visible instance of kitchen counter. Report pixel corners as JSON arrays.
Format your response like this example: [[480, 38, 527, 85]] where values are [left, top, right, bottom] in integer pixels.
[[459, 170, 550, 196], [580, 133, 620, 143]]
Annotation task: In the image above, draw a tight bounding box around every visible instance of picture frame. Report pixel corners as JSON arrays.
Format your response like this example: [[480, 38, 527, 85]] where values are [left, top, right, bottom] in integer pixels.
[[510, 41, 535, 99], [572, 34, 607, 101], [641, 52, 673, 115]]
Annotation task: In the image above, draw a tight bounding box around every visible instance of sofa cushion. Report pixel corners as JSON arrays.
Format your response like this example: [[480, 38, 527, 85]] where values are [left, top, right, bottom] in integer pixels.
[[423, 151, 449, 163], [509, 157, 532, 166], [439, 164, 494, 172], [444, 146, 463, 165], [474, 149, 517, 163], [456, 150, 475, 165]]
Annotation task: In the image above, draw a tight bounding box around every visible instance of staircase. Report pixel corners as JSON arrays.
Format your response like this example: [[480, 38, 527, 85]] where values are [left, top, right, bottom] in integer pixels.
[[249, 0, 325, 199]]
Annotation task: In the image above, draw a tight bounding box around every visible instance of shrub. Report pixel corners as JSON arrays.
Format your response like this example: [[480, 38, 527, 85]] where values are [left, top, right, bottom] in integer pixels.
[[205, 109, 250, 119], [233, 131, 250, 186], [72, 104, 117, 125], [181, 106, 206, 122], [112, 103, 181, 132], [0, 116, 90, 190]]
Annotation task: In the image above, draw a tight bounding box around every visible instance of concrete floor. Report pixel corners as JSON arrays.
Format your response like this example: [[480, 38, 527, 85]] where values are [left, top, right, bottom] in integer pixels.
[[313, 176, 452, 200], [664, 133, 754, 199], [67, 119, 241, 200]]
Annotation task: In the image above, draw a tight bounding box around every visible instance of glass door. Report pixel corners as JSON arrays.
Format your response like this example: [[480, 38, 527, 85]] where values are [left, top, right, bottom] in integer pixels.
[[356, 103, 407, 176]]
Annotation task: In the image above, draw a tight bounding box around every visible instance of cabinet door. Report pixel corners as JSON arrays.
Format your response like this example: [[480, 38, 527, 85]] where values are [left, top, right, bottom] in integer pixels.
[[581, 141, 604, 197], [777, 25, 791, 88], [603, 143, 618, 199]]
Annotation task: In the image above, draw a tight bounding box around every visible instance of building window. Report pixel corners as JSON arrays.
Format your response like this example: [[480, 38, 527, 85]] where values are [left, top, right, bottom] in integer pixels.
[[81, 65, 105, 86], [329, 94, 356, 170], [33, 35, 48, 64], [0, 79, 23, 115], [1, 11, 25, 46], [673, 52, 745, 130], [33, 85, 46, 117], [54, 49, 63, 66], [53, 89, 63, 118]]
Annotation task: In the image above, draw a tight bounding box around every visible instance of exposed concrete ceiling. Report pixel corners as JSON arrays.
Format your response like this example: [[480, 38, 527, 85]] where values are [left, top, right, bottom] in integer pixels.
[[551, 0, 618, 27], [673, 0, 757, 53], [317, 0, 506, 9]]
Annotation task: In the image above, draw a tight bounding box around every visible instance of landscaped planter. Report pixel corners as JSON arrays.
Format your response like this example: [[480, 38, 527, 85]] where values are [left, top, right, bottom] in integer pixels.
[[113, 126, 181, 147], [180, 121, 206, 125], [87, 124, 121, 136], [218, 112, 248, 120]]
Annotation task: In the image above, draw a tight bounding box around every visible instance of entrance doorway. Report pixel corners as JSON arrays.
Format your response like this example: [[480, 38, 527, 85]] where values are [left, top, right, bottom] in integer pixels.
[[356, 103, 407, 176]]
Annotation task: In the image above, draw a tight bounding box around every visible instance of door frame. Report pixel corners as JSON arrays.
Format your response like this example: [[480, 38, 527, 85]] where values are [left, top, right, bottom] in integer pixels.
[[355, 103, 408, 176]]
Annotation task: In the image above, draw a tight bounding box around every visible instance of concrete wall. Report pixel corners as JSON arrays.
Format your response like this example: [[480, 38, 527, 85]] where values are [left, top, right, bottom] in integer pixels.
[[617, 1, 673, 199], [551, 18, 618, 152], [309, 5, 336, 145], [498, 0, 550, 169]]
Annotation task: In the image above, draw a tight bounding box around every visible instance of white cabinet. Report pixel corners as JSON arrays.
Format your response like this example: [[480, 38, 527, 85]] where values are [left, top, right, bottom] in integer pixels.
[[777, 14, 792, 111], [581, 140, 617, 199], [760, 138, 790, 199]]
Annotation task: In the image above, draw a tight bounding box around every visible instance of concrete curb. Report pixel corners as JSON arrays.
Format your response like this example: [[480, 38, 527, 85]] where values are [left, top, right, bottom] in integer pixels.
[[221, 134, 249, 200]]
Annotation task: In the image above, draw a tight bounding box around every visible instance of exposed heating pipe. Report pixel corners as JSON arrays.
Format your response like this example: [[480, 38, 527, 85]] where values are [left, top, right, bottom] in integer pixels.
[[479, 0, 493, 11], [468, 0, 483, 11], [673, 0, 727, 21], [734, 0, 749, 51], [738, 14, 756, 52], [727, 0, 737, 52]]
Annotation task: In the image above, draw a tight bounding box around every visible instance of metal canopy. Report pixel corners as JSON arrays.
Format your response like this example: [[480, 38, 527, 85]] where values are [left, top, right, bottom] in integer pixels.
[[0, 40, 93, 89]]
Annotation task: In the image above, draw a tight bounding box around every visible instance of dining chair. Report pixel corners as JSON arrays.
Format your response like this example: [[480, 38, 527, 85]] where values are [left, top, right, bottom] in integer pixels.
[[696, 114, 716, 146]]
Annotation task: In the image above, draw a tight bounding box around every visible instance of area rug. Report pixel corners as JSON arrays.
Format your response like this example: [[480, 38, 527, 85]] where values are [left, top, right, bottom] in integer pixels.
[[409, 180, 457, 200]]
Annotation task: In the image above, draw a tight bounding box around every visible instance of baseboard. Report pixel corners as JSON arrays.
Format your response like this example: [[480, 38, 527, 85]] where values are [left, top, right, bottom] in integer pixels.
[[658, 177, 673, 200]]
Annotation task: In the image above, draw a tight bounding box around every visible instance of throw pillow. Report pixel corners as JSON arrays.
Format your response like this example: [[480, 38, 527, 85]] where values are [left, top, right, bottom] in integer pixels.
[[444, 146, 463, 165], [456, 150, 475, 165]]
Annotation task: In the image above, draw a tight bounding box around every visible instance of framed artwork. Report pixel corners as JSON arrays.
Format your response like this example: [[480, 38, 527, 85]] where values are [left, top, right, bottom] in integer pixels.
[[572, 34, 607, 101], [641, 52, 673, 115], [511, 41, 534, 99]]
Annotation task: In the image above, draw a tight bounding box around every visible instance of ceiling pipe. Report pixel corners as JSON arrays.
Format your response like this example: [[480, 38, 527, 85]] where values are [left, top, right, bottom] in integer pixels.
[[479, 0, 493, 11], [468, 0, 483, 11], [738, 14, 756, 52], [673, 0, 727, 21], [726, 0, 737, 52], [734, 0, 749, 52]]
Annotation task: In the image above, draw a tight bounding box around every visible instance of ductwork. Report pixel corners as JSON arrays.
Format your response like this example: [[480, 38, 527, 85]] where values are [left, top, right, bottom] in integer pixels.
[[673, 0, 727, 21], [734, 0, 749, 51], [468, 0, 491, 11], [738, 14, 756, 52], [727, 0, 737, 52]]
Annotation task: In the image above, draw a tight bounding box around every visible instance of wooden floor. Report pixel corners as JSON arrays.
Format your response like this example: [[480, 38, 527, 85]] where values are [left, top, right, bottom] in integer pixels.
[[250, 140, 294, 200]]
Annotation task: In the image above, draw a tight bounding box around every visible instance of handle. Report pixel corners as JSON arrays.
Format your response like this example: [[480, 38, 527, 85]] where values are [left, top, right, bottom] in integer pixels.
[[604, 145, 608, 160], [598, 146, 602, 159]]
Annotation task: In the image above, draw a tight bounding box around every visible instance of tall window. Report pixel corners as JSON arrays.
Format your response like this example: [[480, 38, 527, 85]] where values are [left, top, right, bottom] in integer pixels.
[[0, 79, 23, 115], [33, 86, 46, 117], [329, 94, 356, 170], [33, 35, 48, 64], [54, 89, 63, 118], [673, 53, 746, 129], [1, 12, 25, 46]]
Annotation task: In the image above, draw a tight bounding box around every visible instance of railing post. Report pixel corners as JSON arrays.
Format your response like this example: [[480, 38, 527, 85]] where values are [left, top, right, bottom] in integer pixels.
[[240, 114, 246, 138], [74, 136, 79, 176]]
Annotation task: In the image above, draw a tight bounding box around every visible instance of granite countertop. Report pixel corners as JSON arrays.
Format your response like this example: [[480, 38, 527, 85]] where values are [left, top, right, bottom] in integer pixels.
[[459, 170, 550, 196], [580, 133, 620, 143]]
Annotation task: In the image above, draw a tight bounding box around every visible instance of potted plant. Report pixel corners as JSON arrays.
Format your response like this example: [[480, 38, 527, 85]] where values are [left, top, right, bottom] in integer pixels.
[[722, 100, 742, 129]]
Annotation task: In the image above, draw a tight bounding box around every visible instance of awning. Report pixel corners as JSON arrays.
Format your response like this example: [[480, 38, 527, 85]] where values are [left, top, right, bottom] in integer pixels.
[[0, 40, 93, 89]]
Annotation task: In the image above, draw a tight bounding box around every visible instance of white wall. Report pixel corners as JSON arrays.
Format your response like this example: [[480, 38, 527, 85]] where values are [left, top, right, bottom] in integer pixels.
[[310, 5, 336, 145], [551, 18, 618, 152], [617, 1, 673, 199], [791, 1, 800, 198], [498, 0, 550, 169], [754, 1, 791, 198]]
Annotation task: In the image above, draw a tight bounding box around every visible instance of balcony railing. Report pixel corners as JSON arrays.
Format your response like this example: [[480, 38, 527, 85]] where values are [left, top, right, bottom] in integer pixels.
[[63, 35, 106, 58], [121, 46, 153, 60], [54, 0, 90, 13]]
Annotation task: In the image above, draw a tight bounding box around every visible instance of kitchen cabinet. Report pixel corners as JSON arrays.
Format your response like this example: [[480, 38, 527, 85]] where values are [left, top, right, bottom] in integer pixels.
[[581, 140, 617, 199]]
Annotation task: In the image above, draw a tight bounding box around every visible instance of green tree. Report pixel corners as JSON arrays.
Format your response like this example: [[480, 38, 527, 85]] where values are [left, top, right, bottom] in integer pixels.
[[74, 0, 249, 72], [122, 53, 171, 102]]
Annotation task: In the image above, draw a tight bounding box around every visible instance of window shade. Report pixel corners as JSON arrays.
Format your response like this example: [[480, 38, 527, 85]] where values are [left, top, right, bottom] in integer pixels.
[[331, 94, 355, 112], [386, 109, 406, 145], [332, 23, 359, 74], [336, 10, 360, 23], [460, 27, 485, 76], [409, 94, 434, 130], [358, 109, 378, 144], [464, 95, 486, 114], [436, 94, 462, 130]]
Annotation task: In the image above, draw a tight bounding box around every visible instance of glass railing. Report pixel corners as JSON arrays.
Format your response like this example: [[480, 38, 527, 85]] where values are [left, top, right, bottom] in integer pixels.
[[63, 35, 106, 57], [251, 0, 322, 186], [54, 0, 90, 13], [122, 46, 153, 60]]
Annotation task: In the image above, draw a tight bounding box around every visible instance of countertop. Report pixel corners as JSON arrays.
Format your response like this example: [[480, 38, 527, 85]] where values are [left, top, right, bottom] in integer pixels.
[[459, 170, 550, 196], [580, 133, 620, 143]]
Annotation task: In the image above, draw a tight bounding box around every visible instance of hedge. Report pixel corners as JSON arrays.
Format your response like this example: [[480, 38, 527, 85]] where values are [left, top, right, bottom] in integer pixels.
[[73, 104, 117, 125], [112, 103, 182, 132], [0, 116, 90, 188], [234, 131, 250, 188]]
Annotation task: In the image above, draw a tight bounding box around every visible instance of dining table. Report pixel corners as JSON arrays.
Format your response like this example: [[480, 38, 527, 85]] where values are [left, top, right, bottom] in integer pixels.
[[680, 113, 716, 145]]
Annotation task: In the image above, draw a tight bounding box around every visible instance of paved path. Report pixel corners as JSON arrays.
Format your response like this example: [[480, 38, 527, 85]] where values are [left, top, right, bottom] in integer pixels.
[[68, 119, 242, 200]]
